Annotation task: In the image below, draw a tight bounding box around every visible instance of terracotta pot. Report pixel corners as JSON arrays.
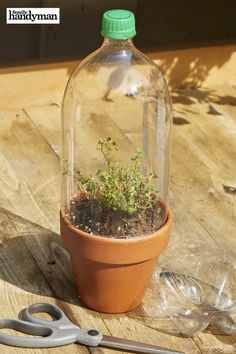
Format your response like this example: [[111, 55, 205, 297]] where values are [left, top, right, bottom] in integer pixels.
[[60, 206, 173, 313]]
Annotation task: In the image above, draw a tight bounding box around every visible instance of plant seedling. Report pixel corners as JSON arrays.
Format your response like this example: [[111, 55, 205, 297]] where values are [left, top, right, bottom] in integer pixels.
[[70, 137, 163, 238]]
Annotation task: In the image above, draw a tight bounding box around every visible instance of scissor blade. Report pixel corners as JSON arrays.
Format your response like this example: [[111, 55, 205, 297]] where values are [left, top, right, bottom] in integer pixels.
[[100, 334, 184, 354]]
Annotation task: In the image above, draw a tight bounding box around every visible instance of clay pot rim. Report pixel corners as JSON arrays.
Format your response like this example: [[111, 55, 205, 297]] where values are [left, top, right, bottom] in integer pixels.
[[61, 204, 173, 246]]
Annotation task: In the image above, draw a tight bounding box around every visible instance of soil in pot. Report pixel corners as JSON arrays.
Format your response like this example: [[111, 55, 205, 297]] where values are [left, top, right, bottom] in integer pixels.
[[67, 192, 167, 239]]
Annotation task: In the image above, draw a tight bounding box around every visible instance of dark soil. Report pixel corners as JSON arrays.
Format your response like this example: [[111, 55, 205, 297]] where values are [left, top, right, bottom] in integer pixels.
[[68, 193, 167, 239]]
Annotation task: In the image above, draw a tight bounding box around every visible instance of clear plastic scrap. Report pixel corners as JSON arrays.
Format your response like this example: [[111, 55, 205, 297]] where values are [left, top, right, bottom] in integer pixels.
[[155, 254, 236, 337]]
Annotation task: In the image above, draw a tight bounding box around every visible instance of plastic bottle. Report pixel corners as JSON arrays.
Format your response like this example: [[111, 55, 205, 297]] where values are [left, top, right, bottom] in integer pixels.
[[61, 9, 172, 238]]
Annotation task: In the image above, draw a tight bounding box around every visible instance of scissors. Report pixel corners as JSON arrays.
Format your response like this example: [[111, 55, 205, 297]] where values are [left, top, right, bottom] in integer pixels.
[[0, 302, 184, 353]]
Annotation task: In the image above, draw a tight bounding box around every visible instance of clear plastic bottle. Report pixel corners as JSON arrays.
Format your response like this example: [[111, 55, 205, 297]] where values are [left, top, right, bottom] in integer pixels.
[[61, 9, 172, 238]]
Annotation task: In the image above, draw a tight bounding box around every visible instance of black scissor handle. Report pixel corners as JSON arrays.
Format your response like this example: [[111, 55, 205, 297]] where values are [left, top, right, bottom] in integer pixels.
[[23, 303, 77, 329]]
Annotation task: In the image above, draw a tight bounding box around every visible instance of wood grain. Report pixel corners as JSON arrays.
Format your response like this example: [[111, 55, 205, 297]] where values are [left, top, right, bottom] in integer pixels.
[[0, 110, 59, 233], [0, 45, 236, 353]]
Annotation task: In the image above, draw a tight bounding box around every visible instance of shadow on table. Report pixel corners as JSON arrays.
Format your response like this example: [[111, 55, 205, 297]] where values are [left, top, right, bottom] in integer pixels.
[[1, 207, 236, 349], [172, 87, 236, 106], [0, 207, 83, 307]]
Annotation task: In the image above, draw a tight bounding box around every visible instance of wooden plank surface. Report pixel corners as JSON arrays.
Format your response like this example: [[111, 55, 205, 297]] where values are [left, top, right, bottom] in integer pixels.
[[0, 45, 236, 353], [0, 110, 59, 233]]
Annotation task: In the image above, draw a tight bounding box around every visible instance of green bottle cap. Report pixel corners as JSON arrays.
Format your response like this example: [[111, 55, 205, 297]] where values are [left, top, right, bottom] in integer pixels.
[[101, 9, 136, 40]]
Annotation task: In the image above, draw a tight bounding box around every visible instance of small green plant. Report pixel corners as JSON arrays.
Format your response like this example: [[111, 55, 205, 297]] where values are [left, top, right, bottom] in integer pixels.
[[74, 137, 158, 214]]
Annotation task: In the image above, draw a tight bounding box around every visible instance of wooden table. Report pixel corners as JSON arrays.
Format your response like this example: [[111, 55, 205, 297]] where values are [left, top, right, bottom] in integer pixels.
[[0, 44, 236, 354]]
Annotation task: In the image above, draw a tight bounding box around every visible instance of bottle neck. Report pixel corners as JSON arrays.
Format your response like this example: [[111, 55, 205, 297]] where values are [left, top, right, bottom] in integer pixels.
[[102, 37, 134, 47]]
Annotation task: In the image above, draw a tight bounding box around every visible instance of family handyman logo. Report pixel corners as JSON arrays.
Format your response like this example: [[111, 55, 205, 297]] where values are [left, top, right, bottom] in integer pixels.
[[6, 8, 60, 24]]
